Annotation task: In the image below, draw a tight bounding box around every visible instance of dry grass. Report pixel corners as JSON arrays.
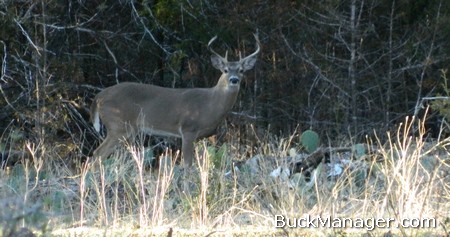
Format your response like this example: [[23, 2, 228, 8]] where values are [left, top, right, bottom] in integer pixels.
[[0, 116, 450, 236]]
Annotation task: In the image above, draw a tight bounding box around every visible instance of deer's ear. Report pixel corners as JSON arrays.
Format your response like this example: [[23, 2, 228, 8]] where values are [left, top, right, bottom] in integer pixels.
[[241, 56, 257, 71], [211, 55, 226, 70]]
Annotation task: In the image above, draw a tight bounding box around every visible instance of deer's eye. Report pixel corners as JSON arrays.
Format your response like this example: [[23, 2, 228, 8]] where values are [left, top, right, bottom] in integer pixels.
[[239, 68, 244, 73], [224, 68, 229, 73]]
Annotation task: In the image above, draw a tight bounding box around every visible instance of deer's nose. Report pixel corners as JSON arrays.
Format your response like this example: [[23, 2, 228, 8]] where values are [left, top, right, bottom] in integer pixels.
[[229, 76, 239, 84]]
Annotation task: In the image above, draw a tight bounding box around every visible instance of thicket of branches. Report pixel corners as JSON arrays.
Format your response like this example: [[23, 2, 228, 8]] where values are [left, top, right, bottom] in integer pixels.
[[1, 0, 449, 160]]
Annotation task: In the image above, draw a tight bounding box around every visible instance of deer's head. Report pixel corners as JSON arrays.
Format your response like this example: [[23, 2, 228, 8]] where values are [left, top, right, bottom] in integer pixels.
[[208, 34, 260, 89]]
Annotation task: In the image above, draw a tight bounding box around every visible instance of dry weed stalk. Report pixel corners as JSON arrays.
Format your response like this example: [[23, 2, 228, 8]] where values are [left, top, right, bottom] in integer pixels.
[[150, 150, 176, 227]]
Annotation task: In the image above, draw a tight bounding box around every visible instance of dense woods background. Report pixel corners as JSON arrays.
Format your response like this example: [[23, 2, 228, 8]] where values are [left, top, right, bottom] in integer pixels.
[[1, 0, 449, 161]]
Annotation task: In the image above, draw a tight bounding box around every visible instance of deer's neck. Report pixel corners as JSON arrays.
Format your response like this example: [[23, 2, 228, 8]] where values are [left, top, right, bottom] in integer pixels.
[[212, 75, 240, 112]]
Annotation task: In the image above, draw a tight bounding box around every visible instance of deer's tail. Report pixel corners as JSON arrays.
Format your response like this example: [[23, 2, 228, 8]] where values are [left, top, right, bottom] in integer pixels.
[[90, 98, 101, 132]]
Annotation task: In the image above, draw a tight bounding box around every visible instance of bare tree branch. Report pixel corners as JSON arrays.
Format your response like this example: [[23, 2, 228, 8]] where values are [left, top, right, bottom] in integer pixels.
[[0, 41, 16, 111], [130, 1, 171, 55]]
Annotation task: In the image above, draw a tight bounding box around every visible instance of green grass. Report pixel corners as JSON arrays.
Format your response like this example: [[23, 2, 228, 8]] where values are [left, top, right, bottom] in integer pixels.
[[0, 116, 449, 236]]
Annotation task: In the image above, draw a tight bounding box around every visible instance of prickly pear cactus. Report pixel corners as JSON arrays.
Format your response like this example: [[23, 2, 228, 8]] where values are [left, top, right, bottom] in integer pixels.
[[144, 147, 155, 167], [352, 143, 366, 159], [300, 130, 319, 153]]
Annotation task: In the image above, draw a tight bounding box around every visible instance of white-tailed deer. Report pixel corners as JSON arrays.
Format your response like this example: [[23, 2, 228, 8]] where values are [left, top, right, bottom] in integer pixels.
[[90, 35, 260, 168]]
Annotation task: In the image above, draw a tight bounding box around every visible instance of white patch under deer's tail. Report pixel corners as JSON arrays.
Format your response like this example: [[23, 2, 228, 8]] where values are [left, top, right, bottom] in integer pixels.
[[93, 109, 101, 132]]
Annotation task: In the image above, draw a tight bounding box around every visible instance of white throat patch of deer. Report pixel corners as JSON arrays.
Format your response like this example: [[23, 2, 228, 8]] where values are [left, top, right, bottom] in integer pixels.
[[90, 35, 260, 168]]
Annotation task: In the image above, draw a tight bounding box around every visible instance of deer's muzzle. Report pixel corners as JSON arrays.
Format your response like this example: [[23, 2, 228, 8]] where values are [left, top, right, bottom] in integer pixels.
[[229, 76, 239, 85]]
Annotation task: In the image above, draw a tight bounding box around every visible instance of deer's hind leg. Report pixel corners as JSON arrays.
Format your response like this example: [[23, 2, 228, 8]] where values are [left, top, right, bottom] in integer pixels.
[[93, 120, 135, 160]]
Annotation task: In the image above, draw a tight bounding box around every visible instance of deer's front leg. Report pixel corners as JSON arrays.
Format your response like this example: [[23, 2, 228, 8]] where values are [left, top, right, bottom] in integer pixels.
[[181, 132, 196, 168]]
